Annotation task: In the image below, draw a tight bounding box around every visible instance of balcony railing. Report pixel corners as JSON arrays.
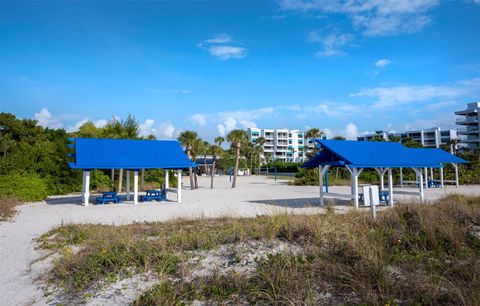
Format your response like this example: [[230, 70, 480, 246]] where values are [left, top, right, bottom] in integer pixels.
[[456, 117, 479, 124]]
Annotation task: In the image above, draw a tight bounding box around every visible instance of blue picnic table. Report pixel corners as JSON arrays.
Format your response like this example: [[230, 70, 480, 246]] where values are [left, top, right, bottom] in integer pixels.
[[428, 180, 441, 188], [96, 192, 122, 205], [142, 189, 166, 202]]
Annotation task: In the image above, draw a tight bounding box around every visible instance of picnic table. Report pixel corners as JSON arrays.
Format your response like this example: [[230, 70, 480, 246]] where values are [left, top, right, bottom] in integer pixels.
[[142, 189, 166, 202], [428, 180, 441, 188], [359, 190, 389, 204], [96, 192, 122, 205]]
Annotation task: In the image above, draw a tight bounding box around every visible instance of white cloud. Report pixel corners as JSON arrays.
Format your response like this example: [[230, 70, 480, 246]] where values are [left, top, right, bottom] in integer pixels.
[[34, 108, 63, 129], [139, 118, 156, 137], [94, 119, 108, 128], [280, 0, 439, 36], [205, 45, 246, 60], [158, 122, 175, 139], [199, 34, 247, 60], [309, 30, 354, 58], [217, 124, 226, 136], [322, 128, 334, 139], [352, 78, 480, 108], [150, 89, 192, 94], [190, 113, 207, 126], [239, 119, 257, 129], [342, 123, 359, 140], [375, 59, 391, 67], [205, 33, 232, 44]]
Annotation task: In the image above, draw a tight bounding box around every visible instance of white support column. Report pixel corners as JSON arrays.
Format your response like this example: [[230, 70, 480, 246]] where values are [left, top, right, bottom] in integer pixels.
[[177, 169, 182, 203], [424, 167, 428, 189], [417, 168, 424, 202], [453, 163, 459, 188], [353, 168, 359, 210], [400, 168, 404, 188], [430, 168, 433, 183], [126, 170, 131, 201], [134, 170, 139, 205], [164, 170, 169, 200], [375, 168, 385, 191], [319, 165, 324, 206], [440, 166, 444, 188], [388, 168, 393, 207], [83, 170, 90, 206]]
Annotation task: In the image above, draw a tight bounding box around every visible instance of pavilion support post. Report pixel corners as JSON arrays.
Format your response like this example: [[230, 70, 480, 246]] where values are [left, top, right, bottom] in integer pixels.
[[177, 169, 182, 203], [424, 167, 428, 189], [453, 163, 459, 188], [83, 170, 90, 206], [430, 168, 433, 183], [319, 165, 324, 206], [126, 170, 131, 201], [353, 168, 359, 210], [388, 168, 394, 207], [164, 170, 169, 200], [400, 168, 404, 188], [375, 168, 386, 191], [414, 168, 425, 202], [133, 170, 139, 205], [440, 166, 444, 188]]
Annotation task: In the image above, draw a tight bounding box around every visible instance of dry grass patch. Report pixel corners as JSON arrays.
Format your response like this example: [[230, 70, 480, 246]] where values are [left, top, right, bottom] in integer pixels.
[[37, 195, 480, 305], [0, 196, 20, 221]]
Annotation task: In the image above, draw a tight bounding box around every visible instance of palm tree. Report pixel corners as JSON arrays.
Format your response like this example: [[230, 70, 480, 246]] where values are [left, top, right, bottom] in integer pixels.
[[332, 136, 346, 140], [177, 130, 198, 190], [190, 138, 205, 188], [209, 144, 223, 189], [255, 137, 266, 170], [226, 129, 248, 188], [214, 136, 224, 146], [202, 140, 209, 175], [447, 139, 460, 154], [305, 128, 322, 157]]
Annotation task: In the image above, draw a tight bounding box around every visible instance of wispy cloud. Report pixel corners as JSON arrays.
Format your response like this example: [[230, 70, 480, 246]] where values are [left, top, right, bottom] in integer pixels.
[[35, 108, 63, 129], [309, 29, 354, 58], [280, 0, 439, 36], [139, 118, 176, 139], [198, 34, 247, 60], [352, 78, 480, 108], [374, 59, 391, 67], [190, 113, 207, 126], [150, 89, 192, 94]]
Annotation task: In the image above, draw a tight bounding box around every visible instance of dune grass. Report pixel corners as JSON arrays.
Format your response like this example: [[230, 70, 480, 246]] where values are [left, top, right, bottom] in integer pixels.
[[37, 195, 480, 305], [0, 196, 20, 221]]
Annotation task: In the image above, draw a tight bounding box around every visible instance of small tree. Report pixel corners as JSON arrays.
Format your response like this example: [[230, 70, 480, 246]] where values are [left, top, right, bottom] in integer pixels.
[[226, 129, 248, 188], [209, 144, 223, 189], [177, 130, 198, 190]]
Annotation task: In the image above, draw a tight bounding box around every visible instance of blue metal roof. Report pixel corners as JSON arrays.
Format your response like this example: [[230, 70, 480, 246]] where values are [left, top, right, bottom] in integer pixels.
[[302, 140, 467, 169], [68, 138, 196, 170]]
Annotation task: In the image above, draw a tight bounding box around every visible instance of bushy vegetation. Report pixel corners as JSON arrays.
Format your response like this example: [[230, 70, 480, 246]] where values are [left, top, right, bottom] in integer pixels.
[[0, 173, 48, 201], [38, 195, 480, 305]]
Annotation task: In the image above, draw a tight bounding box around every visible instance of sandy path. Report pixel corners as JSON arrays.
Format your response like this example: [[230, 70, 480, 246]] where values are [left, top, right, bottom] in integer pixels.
[[1, 175, 479, 306]]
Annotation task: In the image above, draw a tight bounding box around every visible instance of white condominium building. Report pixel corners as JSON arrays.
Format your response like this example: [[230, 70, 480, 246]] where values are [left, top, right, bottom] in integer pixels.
[[357, 127, 458, 148], [247, 128, 306, 162], [455, 102, 480, 151]]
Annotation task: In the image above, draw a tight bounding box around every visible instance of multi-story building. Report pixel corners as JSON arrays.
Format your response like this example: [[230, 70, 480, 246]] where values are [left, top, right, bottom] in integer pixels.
[[357, 127, 458, 148], [247, 128, 307, 162], [455, 102, 480, 151]]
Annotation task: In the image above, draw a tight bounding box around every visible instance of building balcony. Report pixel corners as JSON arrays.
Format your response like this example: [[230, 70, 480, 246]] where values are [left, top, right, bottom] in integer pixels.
[[456, 117, 479, 125], [463, 138, 480, 143], [457, 128, 480, 135]]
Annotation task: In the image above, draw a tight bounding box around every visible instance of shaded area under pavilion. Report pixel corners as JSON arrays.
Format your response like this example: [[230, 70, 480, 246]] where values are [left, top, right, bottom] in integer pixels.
[[302, 140, 467, 208], [68, 138, 196, 206]]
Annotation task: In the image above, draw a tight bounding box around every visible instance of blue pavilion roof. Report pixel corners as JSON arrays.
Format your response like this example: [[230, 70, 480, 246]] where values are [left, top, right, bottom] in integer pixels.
[[302, 140, 467, 169], [68, 138, 196, 170]]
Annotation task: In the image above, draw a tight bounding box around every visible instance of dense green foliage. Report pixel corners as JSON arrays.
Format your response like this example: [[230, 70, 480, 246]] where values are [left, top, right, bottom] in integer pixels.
[[0, 173, 48, 201]]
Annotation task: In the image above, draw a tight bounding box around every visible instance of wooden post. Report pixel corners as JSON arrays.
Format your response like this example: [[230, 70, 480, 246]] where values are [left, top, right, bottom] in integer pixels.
[[418, 168, 424, 202], [126, 170, 130, 201], [424, 167, 428, 189], [177, 169, 182, 203], [134, 170, 139, 205], [370, 186, 376, 220]]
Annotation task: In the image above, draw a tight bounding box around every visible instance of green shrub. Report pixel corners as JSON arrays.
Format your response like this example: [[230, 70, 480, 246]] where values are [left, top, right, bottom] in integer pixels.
[[90, 170, 111, 190], [0, 173, 48, 201]]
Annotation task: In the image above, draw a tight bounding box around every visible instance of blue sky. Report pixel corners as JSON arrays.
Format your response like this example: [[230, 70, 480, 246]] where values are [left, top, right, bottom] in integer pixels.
[[1, 0, 479, 140]]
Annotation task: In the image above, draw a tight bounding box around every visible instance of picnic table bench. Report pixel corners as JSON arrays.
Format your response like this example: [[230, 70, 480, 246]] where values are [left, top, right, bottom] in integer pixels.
[[96, 192, 122, 205], [141, 189, 166, 202], [428, 180, 441, 188]]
